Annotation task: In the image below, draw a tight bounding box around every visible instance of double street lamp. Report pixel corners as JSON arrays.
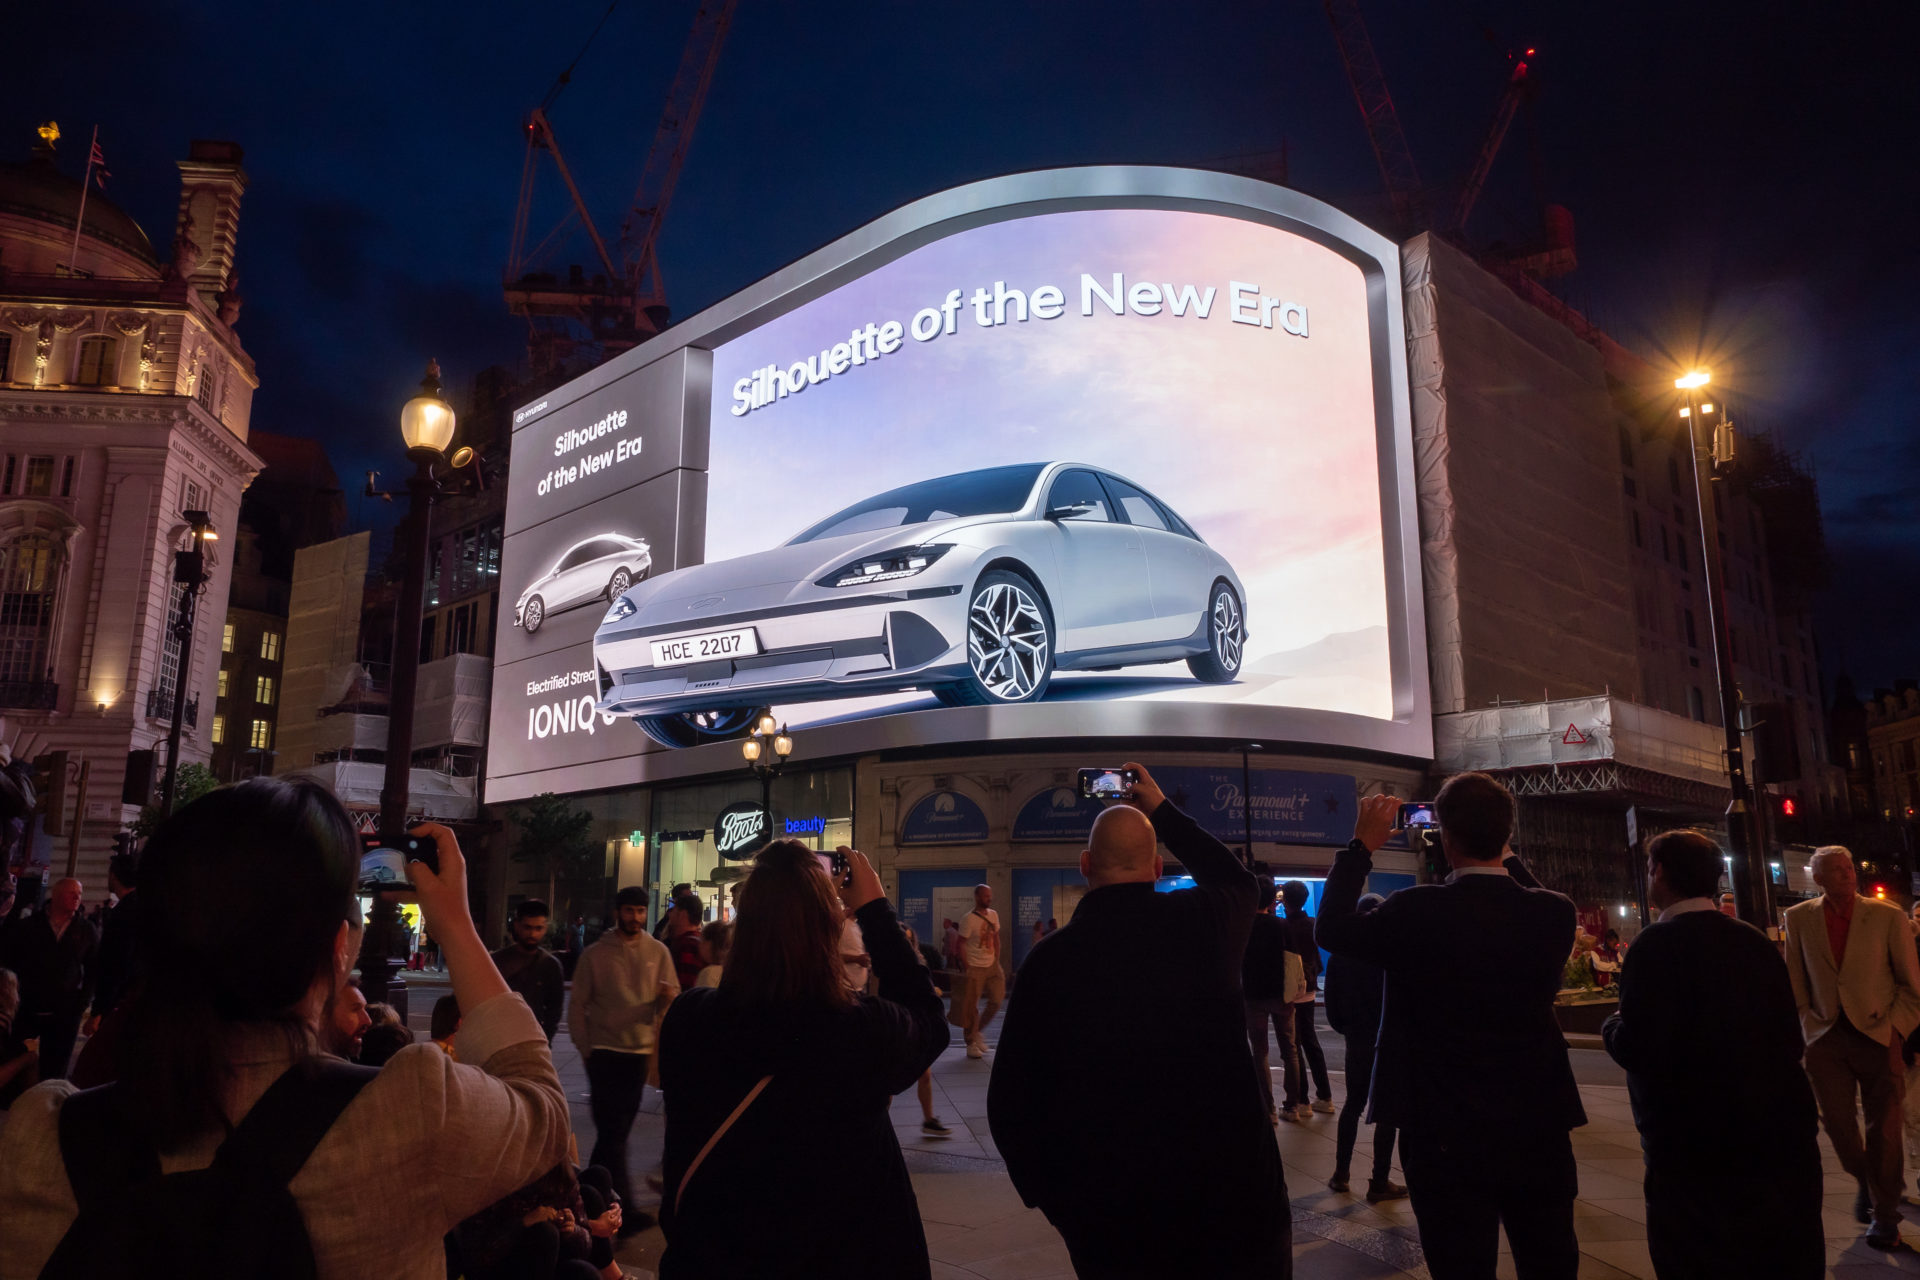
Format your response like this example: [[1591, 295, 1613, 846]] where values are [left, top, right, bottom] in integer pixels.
[[1674, 368, 1769, 927], [741, 715, 793, 848], [357, 361, 458, 1007]]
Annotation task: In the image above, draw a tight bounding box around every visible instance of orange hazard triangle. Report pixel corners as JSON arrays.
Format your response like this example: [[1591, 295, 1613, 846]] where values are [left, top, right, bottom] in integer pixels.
[[1562, 724, 1588, 745]]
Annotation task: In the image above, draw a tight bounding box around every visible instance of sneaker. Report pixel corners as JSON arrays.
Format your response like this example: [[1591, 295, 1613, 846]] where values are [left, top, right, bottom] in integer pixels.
[[967, 1040, 984, 1059], [922, 1117, 952, 1137], [1312, 1098, 1337, 1115], [1277, 1107, 1301, 1123], [1366, 1179, 1410, 1203], [1294, 1104, 1313, 1121], [1328, 1173, 1351, 1193], [1866, 1224, 1904, 1251]]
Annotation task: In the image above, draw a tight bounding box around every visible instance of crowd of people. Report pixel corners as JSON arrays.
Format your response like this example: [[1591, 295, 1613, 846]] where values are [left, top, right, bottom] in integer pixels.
[[0, 761, 1906, 1278]]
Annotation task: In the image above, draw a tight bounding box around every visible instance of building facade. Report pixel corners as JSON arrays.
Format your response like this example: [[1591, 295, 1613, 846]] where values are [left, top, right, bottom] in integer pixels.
[[0, 128, 261, 887]]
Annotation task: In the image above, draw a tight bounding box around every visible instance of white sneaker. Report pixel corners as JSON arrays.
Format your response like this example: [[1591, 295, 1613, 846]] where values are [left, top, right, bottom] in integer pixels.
[[1312, 1098, 1337, 1115], [966, 1040, 984, 1059]]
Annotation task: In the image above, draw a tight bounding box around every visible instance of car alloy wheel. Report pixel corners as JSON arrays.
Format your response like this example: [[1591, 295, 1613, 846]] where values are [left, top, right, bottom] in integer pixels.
[[634, 705, 770, 749], [608, 567, 632, 598], [522, 595, 545, 634], [967, 576, 1051, 701], [1187, 582, 1244, 683]]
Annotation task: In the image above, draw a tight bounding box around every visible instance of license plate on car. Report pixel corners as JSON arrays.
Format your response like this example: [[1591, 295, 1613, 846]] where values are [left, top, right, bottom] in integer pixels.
[[650, 627, 760, 667]]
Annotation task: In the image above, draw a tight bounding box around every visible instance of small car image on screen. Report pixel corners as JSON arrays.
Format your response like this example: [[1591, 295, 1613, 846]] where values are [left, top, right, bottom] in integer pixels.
[[592, 463, 1247, 747], [514, 533, 652, 634]]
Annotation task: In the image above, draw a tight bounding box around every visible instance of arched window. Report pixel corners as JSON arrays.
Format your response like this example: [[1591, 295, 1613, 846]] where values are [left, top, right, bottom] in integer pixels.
[[0, 533, 61, 689], [0, 331, 13, 383], [76, 335, 117, 386]]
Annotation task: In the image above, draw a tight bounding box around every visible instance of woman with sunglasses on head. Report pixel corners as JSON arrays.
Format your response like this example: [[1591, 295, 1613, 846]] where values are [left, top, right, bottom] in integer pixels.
[[656, 841, 949, 1278]]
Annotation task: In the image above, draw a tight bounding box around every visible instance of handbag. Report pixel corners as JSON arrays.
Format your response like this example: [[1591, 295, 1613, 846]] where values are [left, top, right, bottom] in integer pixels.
[[1281, 951, 1308, 1005], [674, 1075, 773, 1215]]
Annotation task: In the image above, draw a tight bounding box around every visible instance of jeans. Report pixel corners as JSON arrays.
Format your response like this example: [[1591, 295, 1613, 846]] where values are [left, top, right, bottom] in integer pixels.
[[1294, 1000, 1331, 1100], [1334, 1032, 1395, 1183], [1244, 997, 1295, 1118], [586, 1049, 651, 1209]]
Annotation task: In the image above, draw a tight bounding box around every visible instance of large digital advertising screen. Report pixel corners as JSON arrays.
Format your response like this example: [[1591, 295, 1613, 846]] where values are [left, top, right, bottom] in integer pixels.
[[486, 170, 1425, 804]]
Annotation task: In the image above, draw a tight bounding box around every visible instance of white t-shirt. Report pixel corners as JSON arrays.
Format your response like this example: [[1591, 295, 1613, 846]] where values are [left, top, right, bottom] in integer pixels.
[[958, 907, 1000, 969]]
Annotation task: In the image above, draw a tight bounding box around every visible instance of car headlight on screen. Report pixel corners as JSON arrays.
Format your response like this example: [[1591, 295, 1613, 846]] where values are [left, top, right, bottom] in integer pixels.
[[816, 544, 953, 588], [603, 595, 638, 624]]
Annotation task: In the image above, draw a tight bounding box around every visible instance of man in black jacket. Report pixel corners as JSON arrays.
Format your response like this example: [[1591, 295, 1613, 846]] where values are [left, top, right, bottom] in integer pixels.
[[1602, 830, 1823, 1278], [1318, 774, 1584, 1280], [492, 898, 566, 1042], [1279, 880, 1334, 1119], [83, 854, 140, 1034], [1323, 893, 1405, 1202], [989, 763, 1288, 1279], [1243, 876, 1297, 1125], [0, 876, 98, 1080]]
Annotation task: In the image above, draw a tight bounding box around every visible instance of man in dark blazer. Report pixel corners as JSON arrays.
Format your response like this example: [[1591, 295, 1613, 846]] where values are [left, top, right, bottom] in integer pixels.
[[1601, 829, 1822, 1278], [990, 762, 1288, 1279], [1317, 773, 1584, 1280]]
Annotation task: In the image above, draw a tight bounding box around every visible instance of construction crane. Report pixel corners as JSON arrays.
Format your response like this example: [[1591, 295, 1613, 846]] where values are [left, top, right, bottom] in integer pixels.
[[1450, 46, 1535, 234], [1320, 0, 1425, 233], [505, 0, 739, 375]]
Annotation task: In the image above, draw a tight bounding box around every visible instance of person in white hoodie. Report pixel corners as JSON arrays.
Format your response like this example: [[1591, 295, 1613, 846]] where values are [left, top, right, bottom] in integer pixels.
[[568, 885, 680, 1225]]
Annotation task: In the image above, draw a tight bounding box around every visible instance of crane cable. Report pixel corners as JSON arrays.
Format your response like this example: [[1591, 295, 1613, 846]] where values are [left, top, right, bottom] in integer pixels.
[[540, 1, 621, 112]]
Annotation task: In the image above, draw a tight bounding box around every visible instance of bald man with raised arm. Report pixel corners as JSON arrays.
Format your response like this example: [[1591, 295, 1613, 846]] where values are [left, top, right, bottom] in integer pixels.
[[988, 764, 1289, 1279]]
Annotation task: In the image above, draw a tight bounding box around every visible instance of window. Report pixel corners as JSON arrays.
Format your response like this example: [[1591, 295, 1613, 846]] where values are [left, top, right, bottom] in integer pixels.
[[1623, 475, 1636, 498], [0, 534, 61, 684], [1630, 510, 1642, 547], [445, 601, 478, 657], [195, 366, 218, 413], [1102, 476, 1169, 531], [249, 719, 272, 749], [211, 715, 225, 744], [1659, 526, 1670, 562], [222, 623, 234, 653], [182, 479, 204, 518], [1043, 470, 1112, 522], [60, 457, 73, 497], [259, 631, 281, 661], [1676, 537, 1688, 572], [1684, 609, 1699, 648], [254, 675, 275, 705], [1688, 686, 1706, 722], [418, 614, 437, 665], [2, 456, 13, 493], [76, 335, 116, 386], [1668, 458, 1682, 493], [22, 456, 55, 497], [1617, 424, 1635, 467], [0, 331, 11, 381], [156, 583, 187, 706], [217, 668, 229, 698]]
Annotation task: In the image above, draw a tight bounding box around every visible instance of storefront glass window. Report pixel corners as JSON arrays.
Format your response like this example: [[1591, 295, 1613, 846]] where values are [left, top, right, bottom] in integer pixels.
[[648, 767, 855, 927]]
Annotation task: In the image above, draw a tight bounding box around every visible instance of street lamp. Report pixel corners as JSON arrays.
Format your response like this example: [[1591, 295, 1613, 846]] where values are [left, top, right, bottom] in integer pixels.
[[741, 718, 794, 851], [1673, 368, 1768, 928], [159, 510, 218, 816], [358, 360, 455, 1009]]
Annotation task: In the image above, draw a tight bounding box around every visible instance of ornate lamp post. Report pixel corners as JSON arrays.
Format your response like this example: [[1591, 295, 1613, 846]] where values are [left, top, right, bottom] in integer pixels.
[[741, 715, 794, 849], [159, 510, 218, 816], [1675, 368, 1769, 927], [357, 361, 456, 1007]]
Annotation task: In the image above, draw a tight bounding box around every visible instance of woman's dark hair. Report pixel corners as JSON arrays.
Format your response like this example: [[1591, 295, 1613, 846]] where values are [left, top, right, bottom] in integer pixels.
[[1256, 875, 1278, 911], [431, 993, 463, 1042], [1281, 880, 1310, 911], [722, 839, 853, 1008], [121, 776, 360, 1150]]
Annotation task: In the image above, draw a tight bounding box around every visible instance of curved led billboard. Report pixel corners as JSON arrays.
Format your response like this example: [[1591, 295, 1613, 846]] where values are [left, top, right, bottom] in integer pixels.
[[488, 169, 1426, 803]]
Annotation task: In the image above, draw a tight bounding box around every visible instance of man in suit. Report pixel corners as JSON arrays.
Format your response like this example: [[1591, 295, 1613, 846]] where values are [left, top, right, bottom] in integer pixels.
[[1602, 829, 1823, 1277], [990, 763, 1289, 1278], [1781, 844, 1920, 1249], [1318, 773, 1584, 1280]]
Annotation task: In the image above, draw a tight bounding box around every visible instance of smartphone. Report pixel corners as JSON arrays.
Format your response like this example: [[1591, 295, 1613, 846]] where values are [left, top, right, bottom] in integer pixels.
[[358, 831, 441, 892], [1078, 767, 1139, 800], [1397, 802, 1438, 831], [814, 849, 851, 880]]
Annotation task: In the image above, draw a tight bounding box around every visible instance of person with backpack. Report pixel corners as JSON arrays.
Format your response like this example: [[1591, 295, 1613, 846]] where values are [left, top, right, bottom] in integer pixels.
[[0, 777, 572, 1280], [656, 841, 949, 1278]]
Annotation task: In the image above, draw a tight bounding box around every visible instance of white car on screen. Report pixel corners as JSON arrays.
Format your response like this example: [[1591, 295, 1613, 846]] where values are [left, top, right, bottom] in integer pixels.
[[514, 533, 652, 634], [592, 463, 1247, 748]]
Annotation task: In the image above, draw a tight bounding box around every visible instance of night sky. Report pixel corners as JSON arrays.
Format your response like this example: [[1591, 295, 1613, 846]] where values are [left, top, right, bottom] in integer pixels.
[[5, 0, 1912, 692]]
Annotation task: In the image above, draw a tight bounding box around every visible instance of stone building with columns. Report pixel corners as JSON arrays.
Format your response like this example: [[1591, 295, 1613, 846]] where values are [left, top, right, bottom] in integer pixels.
[[0, 126, 262, 892]]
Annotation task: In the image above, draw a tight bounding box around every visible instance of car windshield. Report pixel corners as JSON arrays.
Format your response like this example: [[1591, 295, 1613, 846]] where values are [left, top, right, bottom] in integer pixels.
[[788, 464, 1046, 544]]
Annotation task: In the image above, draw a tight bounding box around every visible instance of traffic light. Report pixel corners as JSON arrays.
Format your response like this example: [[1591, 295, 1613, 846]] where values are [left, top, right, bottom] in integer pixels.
[[32, 750, 69, 836], [122, 749, 156, 808], [1771, 793, 1806, 844]]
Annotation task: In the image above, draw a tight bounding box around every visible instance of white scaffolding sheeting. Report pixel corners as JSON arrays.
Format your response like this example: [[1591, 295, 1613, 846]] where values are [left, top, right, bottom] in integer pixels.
[[1435, 695, 1728, 789], [415, 653, 491, 748], [310, 711, 389, 757], [279, 760, 479, 821]]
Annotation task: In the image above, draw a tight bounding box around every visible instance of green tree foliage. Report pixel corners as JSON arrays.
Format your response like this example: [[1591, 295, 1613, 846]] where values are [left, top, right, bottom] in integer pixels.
[[128, 763, 220, 840], [511, 791, 599, 912]]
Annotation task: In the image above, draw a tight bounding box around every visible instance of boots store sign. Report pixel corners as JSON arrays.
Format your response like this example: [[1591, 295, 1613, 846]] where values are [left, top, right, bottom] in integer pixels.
[[485, 168, 1426, 805], [714, 801, 771, 858]]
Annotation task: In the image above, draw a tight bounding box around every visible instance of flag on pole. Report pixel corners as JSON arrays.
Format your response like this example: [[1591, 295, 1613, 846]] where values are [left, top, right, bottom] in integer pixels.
[[87, 135, 109, 189]]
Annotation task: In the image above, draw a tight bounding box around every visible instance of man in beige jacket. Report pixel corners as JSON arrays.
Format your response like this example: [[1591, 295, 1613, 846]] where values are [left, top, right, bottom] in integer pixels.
[[568, 885, 679, 1221], [1782, 845, 1920, 1249]]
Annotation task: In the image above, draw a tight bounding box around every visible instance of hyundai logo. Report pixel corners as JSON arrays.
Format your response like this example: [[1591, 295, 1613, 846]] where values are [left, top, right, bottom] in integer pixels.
[[690, 595, 725, 610]]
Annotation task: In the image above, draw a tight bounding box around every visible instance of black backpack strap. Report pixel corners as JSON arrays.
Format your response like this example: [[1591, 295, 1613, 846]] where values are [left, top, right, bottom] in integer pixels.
[[213, 1059, 379, 1185], [57, 1084, 160, 1213]]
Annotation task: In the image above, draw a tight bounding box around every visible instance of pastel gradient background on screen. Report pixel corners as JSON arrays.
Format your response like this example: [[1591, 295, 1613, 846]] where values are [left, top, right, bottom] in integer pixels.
[[705, 207, 1391, 720]]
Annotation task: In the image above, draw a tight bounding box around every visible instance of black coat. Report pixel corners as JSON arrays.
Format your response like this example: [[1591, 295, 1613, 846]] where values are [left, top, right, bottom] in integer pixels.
[[1602, 908, 1818, 1166], [1323, 949, 1385, 1043], [1317, 848, 1585, 1139], [988, 802, 1289, 1275], [656, 897, 948, 1280], [90, 891, 140, 1017], [491, 943, 566, 1041], [1242, 911, 1292, 1001], [0, 910, 97, 1018]]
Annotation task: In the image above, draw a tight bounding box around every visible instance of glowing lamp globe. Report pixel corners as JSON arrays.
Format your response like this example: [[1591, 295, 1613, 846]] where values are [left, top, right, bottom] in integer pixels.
[[400, 359, 456, 454]]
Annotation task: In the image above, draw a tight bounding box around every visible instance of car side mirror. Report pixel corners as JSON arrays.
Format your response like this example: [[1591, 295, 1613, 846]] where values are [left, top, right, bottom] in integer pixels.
[[1046, 501, 1096, 520]]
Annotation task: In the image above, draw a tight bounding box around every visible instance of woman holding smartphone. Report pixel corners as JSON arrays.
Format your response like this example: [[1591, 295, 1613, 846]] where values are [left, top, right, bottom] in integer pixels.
[[657, 840, 949, 1278]]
